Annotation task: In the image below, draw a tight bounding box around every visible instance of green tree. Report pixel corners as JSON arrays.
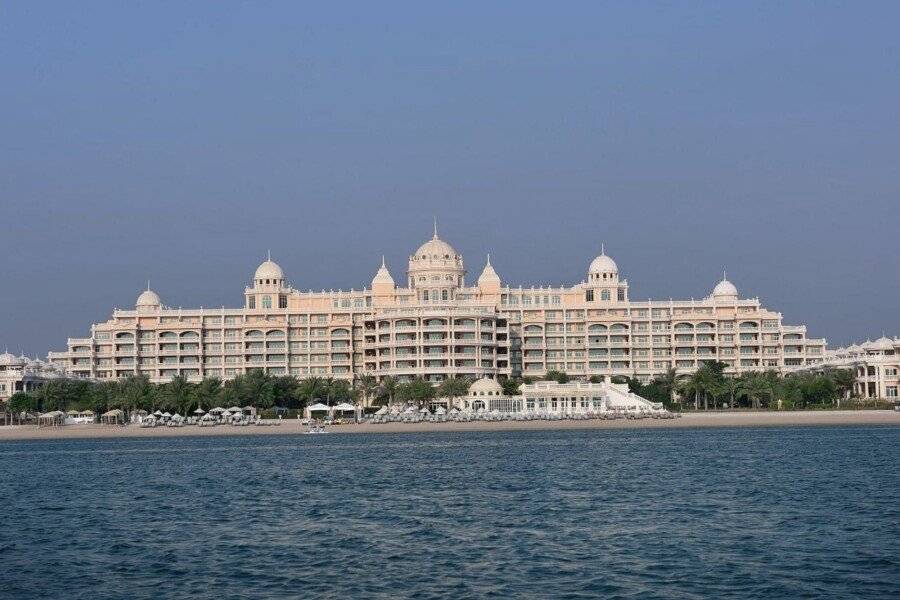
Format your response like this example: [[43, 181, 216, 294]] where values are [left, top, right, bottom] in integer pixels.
[[437, 376, 470, 402], [501, 378, 522, 396], [397, 377, 435, 408], [828, 369, 855, 406], [296, 376, 326, 407], [7, 392, 35, 423], [355, 374, 378, 407], [544, 370, 569, 384], [739, 373, 773, 409], [158, 375, 194, 415], [377, 376, 398, 406], [193, 377, 222, 411]]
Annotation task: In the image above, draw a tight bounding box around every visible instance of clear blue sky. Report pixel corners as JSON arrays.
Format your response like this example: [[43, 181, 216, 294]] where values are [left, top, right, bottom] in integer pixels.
[[1, 2, 898, 355]]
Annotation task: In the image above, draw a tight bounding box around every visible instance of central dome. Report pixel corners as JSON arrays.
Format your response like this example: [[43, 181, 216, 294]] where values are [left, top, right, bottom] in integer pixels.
[[407, 224, 466, 289], [255, 259, 284, 281], [413, 234, 460, 261]]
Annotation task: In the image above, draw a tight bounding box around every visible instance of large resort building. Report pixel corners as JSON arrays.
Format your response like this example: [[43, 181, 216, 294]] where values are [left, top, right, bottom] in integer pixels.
[[48, 229, 827, 386]]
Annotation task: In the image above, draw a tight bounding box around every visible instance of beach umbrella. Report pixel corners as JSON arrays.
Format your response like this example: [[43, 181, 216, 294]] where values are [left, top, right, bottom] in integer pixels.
[[162, 412, 172, 417], [209, 407, 224, 414], [333, 402, 356, 412], [308, 403, 330, 412], [221, 410, 232, 417], [154, 410, 163, 416], [374, 406, 388, 416], [436, 407, 446, 415], [419, 407, 430, 414], [193, 407, 205, 414], [227, 406, 242, 413]]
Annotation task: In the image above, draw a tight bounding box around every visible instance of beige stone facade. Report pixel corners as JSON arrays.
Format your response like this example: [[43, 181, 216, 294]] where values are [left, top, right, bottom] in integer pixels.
[[48, 230, 827, 385]]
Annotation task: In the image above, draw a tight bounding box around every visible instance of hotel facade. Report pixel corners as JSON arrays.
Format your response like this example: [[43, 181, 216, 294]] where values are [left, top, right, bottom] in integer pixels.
[[48, 229, 827, 385]]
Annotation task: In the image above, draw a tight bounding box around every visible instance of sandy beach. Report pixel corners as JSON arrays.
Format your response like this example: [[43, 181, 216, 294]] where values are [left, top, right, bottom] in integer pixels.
[[0, 410, 897, 441]]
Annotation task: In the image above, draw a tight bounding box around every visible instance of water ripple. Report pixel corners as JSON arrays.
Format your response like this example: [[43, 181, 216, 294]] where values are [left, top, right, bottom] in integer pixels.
[[0, 426, 897, 599]]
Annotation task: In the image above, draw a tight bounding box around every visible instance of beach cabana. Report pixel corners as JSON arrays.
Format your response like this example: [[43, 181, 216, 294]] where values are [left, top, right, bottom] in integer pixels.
[[38, 411, 65, 427], [100, 409, 124, 425], [306, 403, 330, 419], [333, 402, 355, 413]]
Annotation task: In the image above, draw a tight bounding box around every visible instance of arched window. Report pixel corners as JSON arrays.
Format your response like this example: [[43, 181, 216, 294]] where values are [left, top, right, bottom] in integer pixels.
[[262, 296, 272, 309], [601, 289, 611, 301]]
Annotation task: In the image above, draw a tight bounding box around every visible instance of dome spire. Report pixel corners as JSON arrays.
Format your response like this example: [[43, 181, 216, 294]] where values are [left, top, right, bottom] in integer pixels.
[[433, 216, 439, 239]]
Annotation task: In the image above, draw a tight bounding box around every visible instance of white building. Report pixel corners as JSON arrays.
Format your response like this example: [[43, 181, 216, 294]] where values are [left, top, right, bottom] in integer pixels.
[[798, 336, 899, 401], [0, 351, 66, 404], [461, 378, 663, 414], [48, 228, 827, 386]]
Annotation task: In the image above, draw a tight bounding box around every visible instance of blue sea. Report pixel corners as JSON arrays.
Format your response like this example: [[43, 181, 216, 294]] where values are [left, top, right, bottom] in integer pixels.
[[1, 426, 898, 599]]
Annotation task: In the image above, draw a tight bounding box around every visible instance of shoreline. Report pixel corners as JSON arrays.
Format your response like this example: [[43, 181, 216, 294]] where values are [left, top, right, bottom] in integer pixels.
[[0, 410, 897, 441]]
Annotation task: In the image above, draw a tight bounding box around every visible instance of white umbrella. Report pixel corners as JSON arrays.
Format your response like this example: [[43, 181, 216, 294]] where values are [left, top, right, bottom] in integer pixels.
[[333, 402, 356, 412], [172, 413, 182, 419], [419, 407, 430, 414], [436, 406, 446, 415], [162, 412, 172, 417], [193, 407, 206, 414], [374, 406, 388, 416], [209, 407, 225, 414], [227, 406, 242, 413], [307, 403, 330, 412], [403, 406, 416, 414], [154, 410, 163, 416], [221, 410, 232, 417]]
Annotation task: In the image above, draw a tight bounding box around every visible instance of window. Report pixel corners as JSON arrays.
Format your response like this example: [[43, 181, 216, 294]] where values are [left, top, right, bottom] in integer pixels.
[[585, 290, 594, 302], [601, 289, 611, 301], [617, 289, 625, 301], [279, 295, 287, 309], [262, 296, 272, 309], [248, 296, 256, 309]]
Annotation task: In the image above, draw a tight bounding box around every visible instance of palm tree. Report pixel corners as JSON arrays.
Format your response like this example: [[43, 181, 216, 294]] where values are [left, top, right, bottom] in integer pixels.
[[828, 368, 855, 407], [296, 377, 325, 409], [657, 368, 678, 406], [355, 374, 377, 407], [739, 373, 772, 410], [721, 376, 741, 409], [677, 372, 701, 410], [378, 376, 398, 406], [437, 376, 470, 407]]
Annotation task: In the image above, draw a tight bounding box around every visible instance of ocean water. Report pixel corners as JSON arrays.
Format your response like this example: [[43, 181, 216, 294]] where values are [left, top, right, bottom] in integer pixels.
[[1, 426, 897, 599]]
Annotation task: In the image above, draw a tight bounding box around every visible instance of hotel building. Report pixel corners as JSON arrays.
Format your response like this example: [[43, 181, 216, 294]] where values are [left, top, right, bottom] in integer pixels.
[[798, 337, 899, 401], [48, 229, 827, 385]]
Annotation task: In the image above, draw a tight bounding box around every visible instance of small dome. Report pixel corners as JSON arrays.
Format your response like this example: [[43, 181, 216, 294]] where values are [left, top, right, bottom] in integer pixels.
[[136, 288, 161, 308], [589, 253, 618, 275], [712, 278, 738, 298], [372, 257, 395, 287], [254, 259, 284, 281], [477, 255, 501, 287], [0, 352, 26, 367], [874, 336, 894, 349], [847, 344, 863, 353], [469, 377, 503, 395]]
